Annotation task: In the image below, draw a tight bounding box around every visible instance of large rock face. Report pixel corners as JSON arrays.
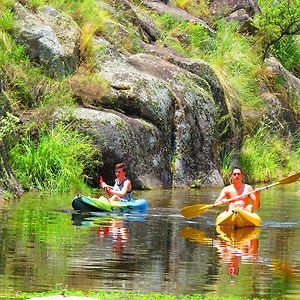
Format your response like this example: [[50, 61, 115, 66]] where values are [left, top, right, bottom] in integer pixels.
[[71, 37, 239, 188], [210, 0, 260, 32], [209, 0, 261, 17], [260, 57, 300, 135], [13, 3, 80, 77]]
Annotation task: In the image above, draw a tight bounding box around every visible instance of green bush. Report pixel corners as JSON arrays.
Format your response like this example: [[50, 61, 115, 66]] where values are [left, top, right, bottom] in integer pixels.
[[10, 123, 99, 192]]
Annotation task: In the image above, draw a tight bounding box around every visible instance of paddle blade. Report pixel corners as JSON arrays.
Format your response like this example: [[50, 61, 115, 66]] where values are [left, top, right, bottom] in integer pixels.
[[279, 172, 300, 185], [99, 176, 103, 188], [180, 203, 214, 218]]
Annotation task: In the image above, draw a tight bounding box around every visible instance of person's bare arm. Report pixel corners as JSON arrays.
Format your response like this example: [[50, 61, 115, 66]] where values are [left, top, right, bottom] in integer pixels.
[[250, 188, 261, 210], [214, 187, 230, 205]]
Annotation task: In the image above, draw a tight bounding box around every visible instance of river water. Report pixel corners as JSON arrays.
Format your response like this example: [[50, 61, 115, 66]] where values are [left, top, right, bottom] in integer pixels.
[[0, 183, 299, 299]]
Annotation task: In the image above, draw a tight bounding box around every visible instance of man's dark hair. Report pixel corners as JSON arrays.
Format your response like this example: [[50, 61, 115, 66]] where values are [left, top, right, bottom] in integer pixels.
[[231, 167, 243, 174], [115, 162, 127, 174]]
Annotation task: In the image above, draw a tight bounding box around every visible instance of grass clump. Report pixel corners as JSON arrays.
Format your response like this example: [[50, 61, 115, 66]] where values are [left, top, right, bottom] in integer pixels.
[[239, 121, 295, 183], [9, 123, 99, 192], [200, 21, 263, 110], [173, 0, 211, 21], [69, 67, 110, 105], [48, 0, 111, 63], [271, 35, 300, 77]]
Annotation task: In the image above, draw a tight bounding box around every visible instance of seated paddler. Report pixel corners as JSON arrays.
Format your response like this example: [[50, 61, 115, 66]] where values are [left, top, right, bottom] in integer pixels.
[[100, 162, 133, 202], [214, 167, 260, 213]]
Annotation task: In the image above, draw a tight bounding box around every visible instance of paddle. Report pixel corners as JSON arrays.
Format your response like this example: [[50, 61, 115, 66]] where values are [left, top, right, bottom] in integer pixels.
[[181, 172, 300, 218]]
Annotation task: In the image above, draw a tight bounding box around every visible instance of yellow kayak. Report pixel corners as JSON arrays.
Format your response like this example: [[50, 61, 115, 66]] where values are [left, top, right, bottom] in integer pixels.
[[215, 207, 262, 227]]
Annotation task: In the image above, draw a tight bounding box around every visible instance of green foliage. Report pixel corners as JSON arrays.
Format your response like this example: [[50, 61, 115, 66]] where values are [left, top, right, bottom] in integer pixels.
[[48, 0, 110, 32], [239, 121, 293, 183], [271, 35, 300, 77], [172, 0, 211, 20], [290, 134, 300, 165], [202, 21, 262, 109], [0, 30, 26, 65], [254, 0, 300, 60], [0, 7, 14, 32], [0, 0, 15, 11], [0, 112, 19, 142], [220, 151, 234, 185], [154, 15, 263, 109], [26, 0, 47, 9], [50, 0, 111, 63], [159, 13, 181, 32], [9, 123, 99, 192]]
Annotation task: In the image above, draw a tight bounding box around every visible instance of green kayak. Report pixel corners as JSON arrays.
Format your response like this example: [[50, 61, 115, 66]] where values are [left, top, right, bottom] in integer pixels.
[[72, 194, 148, 213]]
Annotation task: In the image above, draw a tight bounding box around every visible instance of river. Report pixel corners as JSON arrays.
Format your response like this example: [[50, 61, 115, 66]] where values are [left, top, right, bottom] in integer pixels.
[[0, 183, 299, 299]]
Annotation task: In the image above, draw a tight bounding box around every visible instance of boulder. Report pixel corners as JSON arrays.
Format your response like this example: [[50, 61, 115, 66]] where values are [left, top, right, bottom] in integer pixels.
[[209, 0, 261, 17], [70, 37, 238, 188], [13, 3, 80, 77], [111, 0, 160, 42], [260, 57, 300, 135]]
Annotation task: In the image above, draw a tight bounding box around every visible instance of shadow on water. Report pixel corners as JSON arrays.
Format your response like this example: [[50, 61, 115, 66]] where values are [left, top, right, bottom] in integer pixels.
[[0, 184, 299, 298]]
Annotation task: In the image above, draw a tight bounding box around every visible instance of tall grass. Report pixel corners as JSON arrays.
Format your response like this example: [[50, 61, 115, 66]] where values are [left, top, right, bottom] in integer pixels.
[[200, 22, 263, 109], [9, 123, 99, 192], [239, 122, 292, 183], [272, 35, 300, 77], [220, 151, 234, 185], [173, 0, 211, 20], [154, 15, 263, 110], [0, 6, 14, 32]]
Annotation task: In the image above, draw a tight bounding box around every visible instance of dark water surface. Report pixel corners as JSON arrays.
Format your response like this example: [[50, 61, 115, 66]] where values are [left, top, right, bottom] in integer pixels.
[[0, 184, 299, 299]]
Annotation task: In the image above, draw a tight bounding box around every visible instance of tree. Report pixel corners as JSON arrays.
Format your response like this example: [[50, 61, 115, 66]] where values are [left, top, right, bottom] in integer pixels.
[[253, 0, 300, 60]]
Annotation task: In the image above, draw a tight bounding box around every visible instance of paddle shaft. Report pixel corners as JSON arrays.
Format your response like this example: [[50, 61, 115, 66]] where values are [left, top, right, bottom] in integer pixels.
[[219, 182, 278, 205], [181, 172, 300, 218]]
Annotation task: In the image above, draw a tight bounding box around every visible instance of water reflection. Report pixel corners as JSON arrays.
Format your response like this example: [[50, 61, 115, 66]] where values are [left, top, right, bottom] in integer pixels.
[[71, 214, 129, 255], [216, 226, 259, 276], [0, 185, 299, 298], [180, 226, 260, 276]]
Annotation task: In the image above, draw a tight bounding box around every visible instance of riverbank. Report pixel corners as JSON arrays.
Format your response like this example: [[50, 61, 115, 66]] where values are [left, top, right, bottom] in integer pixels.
[[10, 290, 277, 300]]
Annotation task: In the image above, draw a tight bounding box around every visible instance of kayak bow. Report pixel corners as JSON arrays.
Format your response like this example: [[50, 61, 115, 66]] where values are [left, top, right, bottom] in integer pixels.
[[215, 207, 262, 227]]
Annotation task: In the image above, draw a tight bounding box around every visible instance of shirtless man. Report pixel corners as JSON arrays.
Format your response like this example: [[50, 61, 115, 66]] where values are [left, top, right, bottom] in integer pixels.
[[214, 167, 260, 212], [100, 162, 132, 202]]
